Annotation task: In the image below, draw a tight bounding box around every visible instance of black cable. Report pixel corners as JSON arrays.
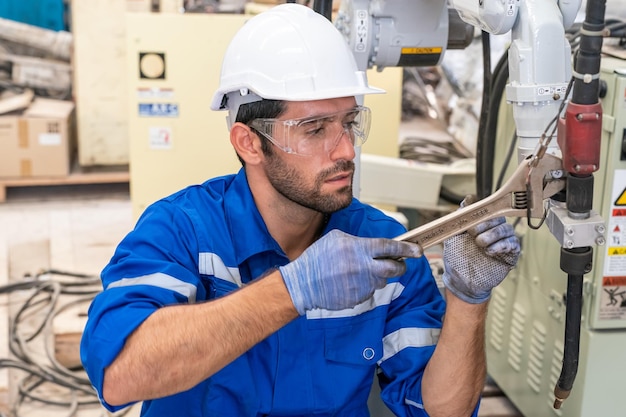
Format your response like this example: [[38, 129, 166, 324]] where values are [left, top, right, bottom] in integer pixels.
[[471, 41, 510, 206], [481, 49, 510, 195], [495, 132, 518, 190], [554, 248, 592, 408], [439, 187, 464, 205], [0, 279, 41, 294], [476, 31, 493, 199], [312, 0, 333, 20], [0, 269, 106, 415], [12, 281, 60, 344]]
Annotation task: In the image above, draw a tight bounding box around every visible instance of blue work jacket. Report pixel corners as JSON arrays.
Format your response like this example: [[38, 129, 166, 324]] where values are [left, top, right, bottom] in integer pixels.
[[81, 168, 454, 417]]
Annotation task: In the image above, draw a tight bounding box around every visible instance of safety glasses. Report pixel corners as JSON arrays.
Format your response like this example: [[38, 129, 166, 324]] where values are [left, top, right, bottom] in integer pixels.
[[248, 106, 371, 156]]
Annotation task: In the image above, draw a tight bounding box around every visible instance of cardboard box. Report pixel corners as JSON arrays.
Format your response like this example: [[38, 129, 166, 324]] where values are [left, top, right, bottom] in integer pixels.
[[0, 98, 75, 178]]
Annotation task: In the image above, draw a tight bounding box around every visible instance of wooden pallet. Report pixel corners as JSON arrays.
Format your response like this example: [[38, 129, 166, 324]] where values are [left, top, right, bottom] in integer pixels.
[[0, 165, 129, 202]]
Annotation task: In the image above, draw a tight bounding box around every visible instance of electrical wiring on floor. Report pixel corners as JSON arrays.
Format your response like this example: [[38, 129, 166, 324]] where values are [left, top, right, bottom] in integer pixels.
[[0, 269, 130, 417]]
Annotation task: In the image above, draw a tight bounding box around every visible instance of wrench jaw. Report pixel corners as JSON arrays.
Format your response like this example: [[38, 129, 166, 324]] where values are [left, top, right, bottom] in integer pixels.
[[526, 153, 567, 220], [394, 154, 567, 251]]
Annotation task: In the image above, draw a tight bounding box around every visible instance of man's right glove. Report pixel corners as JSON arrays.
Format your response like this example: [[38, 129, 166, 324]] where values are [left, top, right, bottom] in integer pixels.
[[279, 229, 422, 315], [442, 215, 520, 304]]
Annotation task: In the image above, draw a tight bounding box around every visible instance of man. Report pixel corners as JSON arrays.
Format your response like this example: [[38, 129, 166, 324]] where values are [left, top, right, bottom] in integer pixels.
[[81, 4, 520, 417]]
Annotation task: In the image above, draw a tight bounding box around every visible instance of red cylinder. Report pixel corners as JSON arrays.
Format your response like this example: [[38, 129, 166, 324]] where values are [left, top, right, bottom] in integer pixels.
[[557, 101, 602, 175]]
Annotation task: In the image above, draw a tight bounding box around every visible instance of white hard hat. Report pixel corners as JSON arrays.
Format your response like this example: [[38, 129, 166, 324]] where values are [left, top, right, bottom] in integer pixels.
[[210, 3, 385, 127]]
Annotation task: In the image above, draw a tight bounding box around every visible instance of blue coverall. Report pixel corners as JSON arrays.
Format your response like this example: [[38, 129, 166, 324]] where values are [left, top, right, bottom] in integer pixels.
[[81, 168, 469, 416]]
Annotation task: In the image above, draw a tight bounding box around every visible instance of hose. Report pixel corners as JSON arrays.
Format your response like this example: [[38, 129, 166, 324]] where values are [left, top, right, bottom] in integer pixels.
[[553, 273, 583, 409], [476, 42, 510, 197], [554, 247, 592, 409], [313, 0, 333, 21], [475, 31, 493, 199], [571, 1, 606, 105], [0, 269, 106, 416]]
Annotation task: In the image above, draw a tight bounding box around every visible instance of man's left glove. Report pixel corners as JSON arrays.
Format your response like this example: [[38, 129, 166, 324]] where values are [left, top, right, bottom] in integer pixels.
[[442, 216, 520, 304], [279, 229, 422, 314]]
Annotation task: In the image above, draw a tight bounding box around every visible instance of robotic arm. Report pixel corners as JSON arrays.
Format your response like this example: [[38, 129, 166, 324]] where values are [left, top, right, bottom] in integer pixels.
[[334, 0, 473, 71], [331, 0, 607, 409], [335, 0, 581, 159]]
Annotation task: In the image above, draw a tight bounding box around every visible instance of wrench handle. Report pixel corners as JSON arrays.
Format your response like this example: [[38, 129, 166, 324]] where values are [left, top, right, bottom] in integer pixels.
[[393, 193, 523, 251]]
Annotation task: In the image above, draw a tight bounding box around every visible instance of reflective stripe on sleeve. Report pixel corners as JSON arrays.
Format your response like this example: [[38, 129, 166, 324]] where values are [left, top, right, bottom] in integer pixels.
[[405, 399, 425, 409], [379, 327, 441, 364], [199, 252, 242, 287], [106, 273, 198, 303], [306, 282, 404, 319]]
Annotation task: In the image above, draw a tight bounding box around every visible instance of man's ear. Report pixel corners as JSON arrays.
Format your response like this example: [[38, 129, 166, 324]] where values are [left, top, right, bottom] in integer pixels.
[[230, 122, 262, 165]]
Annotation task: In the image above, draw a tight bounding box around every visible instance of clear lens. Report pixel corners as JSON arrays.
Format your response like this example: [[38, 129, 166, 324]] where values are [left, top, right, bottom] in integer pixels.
[[249, 106, 371, 156]]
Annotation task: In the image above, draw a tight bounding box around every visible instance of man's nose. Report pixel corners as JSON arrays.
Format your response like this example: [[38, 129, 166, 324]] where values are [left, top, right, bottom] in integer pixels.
[[328, 127, 356, 158]]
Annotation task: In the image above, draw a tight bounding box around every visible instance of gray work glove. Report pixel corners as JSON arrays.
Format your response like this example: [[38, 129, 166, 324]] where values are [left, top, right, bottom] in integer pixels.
[[280, 229, 422, 314], [442, 199, 520, 304]]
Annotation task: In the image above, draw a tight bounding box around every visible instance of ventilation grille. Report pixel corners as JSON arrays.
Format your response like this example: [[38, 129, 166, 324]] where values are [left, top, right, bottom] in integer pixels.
[[507, 303, 527, 372], [488, 288, 507, 352], [526, 321, 547, 393]]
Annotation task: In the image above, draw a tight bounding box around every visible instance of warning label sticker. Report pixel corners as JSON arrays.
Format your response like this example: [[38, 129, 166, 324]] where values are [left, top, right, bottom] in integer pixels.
[[149, 126, 172, 150], [605, 170, 626, 275], [608, 246, 626, 256], [600, 276, 626, 320], [401, 47, 443, 55], [601, 170, 626, 320], [615, 187, 626, 206]]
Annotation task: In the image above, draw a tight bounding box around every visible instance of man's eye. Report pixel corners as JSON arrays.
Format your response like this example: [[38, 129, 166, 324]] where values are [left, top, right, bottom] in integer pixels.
[[344, 120, 357, 129], [305, 127, 326, 137]]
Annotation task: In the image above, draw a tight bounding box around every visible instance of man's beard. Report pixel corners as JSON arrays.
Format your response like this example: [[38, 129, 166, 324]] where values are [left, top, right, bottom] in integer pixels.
[[264, 155, 355, 214]]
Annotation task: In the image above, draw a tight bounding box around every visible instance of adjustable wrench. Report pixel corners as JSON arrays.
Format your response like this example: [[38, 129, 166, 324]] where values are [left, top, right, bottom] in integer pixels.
[[394, 153, 566, 251]]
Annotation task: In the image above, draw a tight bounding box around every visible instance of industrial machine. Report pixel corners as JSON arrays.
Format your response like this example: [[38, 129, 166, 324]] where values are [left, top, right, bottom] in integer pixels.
[[331, 0, 617, 415], [483, 54, 626, 416]]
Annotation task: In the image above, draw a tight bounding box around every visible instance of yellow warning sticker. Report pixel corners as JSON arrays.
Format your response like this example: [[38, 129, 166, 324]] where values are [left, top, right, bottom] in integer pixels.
[[615, 187, 626, 206], [608, 247, 626, 255], [401, 47, 443, 55]]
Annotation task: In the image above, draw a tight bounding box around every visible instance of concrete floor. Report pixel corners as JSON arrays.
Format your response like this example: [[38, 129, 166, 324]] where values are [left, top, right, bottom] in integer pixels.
[[0, 181, 521, 417], [0, 183, 139, 416]]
